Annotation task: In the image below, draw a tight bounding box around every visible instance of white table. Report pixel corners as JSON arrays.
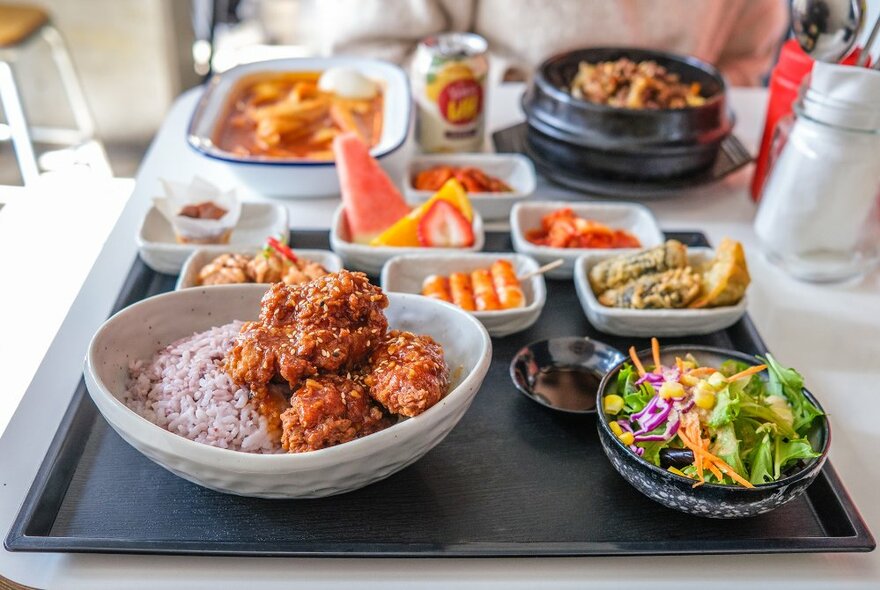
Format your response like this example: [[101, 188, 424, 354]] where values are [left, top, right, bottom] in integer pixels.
[[2, 85, 879, 589]]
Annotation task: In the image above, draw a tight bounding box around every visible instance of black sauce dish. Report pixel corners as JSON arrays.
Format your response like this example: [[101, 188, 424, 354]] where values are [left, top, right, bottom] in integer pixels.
[[522, 47, 733, 180], [596, 345, 830, 519], [510, 337, 625, 414]]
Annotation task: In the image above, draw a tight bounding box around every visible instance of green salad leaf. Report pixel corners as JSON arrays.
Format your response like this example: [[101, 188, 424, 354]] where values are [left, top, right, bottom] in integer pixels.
[[720, 359, 750, 377], [748, 424, 776, 485], [710, 423, 747, 480], [734, 417, 761, 459], [762, 354, 823, 435], [616, 364, 652, 414], [708, 386, 740, 428], [637, 441, 665, 467], [774, 436, 821, 479], [738, 398, 797, 438]]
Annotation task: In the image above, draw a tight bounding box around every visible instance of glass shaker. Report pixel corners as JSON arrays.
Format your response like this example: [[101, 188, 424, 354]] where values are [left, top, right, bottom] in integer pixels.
[[755, 63, 880, 283]]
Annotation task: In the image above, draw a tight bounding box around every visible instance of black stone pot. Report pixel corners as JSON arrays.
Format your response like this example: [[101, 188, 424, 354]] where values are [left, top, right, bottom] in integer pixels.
[[522, 47, 733, 180], [596, 345, 830, 519]]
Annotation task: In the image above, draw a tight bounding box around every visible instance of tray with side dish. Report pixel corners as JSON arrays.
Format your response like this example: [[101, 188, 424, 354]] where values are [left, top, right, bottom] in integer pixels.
[[5, 230, 874, 557]]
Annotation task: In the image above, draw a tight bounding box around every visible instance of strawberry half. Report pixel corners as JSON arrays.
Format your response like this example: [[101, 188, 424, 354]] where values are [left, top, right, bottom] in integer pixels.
[[417, 200, 475, 248]]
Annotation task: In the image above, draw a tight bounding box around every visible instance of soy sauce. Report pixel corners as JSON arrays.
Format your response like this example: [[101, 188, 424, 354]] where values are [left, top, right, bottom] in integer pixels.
[[532, 366, 602, 412]]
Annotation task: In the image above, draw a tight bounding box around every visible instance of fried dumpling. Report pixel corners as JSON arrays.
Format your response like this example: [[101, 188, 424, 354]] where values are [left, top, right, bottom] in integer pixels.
[[690, 238, 750, 308]]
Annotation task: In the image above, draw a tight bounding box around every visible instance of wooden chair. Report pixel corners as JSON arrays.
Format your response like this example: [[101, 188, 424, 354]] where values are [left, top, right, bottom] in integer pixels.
[[0, 3, 100, 184]]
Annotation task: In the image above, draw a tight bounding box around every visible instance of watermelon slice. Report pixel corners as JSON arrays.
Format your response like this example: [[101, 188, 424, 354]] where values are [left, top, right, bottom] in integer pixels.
[[334, 133, 410, 244]]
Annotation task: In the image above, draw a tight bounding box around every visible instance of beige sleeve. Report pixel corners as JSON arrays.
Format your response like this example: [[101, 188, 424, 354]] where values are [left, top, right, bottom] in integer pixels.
[[314, 0, 475, 64], [715, 0, 789, 86]]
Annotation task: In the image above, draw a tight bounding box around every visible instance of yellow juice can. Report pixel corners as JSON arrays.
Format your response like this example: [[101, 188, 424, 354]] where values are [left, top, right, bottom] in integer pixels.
[[412, 32, 489, 152]]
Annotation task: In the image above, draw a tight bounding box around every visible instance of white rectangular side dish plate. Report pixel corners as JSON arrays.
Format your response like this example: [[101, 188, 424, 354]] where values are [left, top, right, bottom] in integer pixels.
[[403, 153, 536, 221], [510, 201, 664, 279], [573, 248, 748, 337], [137, 202, 289, 274], [380, 252, 546, 337]]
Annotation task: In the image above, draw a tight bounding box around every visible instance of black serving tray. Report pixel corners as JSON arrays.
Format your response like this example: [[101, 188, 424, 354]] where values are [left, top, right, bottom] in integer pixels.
[[493, 122, 752, 199], [6, 231, 874, 557]]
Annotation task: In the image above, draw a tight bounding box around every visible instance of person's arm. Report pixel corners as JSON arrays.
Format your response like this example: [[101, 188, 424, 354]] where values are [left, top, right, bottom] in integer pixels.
[[714, 0, 789, 86], [313, 0, 474, 64]]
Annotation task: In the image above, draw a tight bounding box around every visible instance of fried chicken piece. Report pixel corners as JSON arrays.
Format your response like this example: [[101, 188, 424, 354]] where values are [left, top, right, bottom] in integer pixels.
[[198, 253, 251, 285], [274, 270, 388, 374], [282, 259, 328, 285], [246, 251, 286, 283], [224, 270, 389, 399], [246, 251, 329, 285], [280, 374, 391, 452], [363, 330, 449, 417]]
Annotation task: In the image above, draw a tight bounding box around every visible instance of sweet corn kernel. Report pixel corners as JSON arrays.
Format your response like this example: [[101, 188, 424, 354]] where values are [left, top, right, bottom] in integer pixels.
[[680, 374, 699, 387], [695, 380, 715, 397], [681, 360, 697, 371], [604, 394, 625, 414], [694, 388, 717, 410], [708, 371, 727, 390], [609, 421, 623, 436], [618, 431, 635, 446], [659, 381, 685, 399]]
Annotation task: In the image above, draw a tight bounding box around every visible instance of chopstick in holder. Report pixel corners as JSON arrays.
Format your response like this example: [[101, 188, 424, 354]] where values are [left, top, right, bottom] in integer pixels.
[[517, 259, 564, 282]]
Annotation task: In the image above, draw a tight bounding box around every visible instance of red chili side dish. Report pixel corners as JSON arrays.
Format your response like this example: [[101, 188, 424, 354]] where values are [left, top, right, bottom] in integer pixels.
[[526, 208, 642, 249]]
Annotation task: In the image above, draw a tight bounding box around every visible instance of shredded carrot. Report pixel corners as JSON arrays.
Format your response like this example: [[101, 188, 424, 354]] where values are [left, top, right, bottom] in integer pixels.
[[727, 364, 767, 382], [677, 423, 705, 487], [676, 412, 755, 489], [629, 346, 646, 377], [707, 461, 724, 483], [651, 338, 662, 374]]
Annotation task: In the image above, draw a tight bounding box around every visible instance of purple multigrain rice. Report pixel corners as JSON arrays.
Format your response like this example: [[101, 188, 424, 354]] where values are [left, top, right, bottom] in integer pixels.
[[123, 321, 281, 453]]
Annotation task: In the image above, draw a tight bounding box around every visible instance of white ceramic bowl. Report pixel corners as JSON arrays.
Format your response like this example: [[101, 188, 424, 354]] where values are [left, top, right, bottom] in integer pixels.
[[84, 285, 492, 499], [573, 248, 748, 337], [510, 201, 664, 279], [403, 154, 536, 221], [136, 202, 289, 274], [329, 204, 485, 275], [187, 57, 411, 198], [381, 253, 546, 337], [176, 247, 343, 290]]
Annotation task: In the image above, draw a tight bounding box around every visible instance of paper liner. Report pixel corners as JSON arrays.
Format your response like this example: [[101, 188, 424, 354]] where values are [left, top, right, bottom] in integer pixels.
[[155, 177, 241, 244]]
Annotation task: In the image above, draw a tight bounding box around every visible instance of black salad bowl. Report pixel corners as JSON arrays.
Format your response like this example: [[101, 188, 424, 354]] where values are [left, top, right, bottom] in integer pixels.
[[596, 345, 830, 519], [522, 47, 732, 180]]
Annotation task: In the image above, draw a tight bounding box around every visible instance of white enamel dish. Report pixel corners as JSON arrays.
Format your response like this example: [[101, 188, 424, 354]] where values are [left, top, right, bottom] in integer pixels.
[[381, 252, 546, 337], [84, 284, 492, 499], [574, 248, 748, 337], [186, 57, 411, 198], [510, 201, 664, 279]]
